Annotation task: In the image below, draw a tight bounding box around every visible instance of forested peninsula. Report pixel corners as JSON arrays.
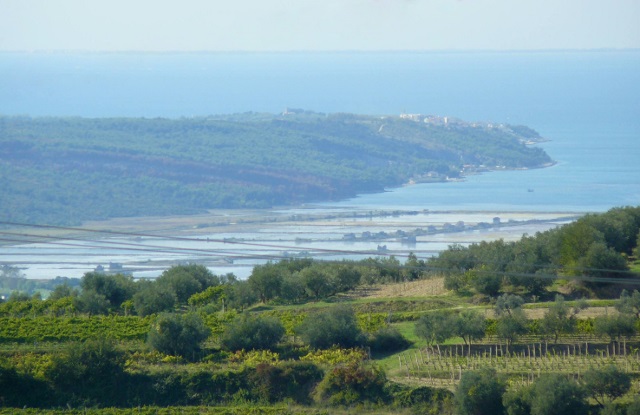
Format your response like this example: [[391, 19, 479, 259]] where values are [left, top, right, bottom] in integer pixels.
[[0, 111, 552, 225]]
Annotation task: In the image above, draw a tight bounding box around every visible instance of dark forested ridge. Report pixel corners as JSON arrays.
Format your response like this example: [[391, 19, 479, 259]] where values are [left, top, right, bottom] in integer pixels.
[[0, 111, 552, 225]]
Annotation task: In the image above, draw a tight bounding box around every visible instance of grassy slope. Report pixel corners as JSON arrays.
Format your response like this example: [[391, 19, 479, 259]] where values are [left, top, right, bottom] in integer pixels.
[[251, 277, 639, 390], [1, 277, 638, 412]]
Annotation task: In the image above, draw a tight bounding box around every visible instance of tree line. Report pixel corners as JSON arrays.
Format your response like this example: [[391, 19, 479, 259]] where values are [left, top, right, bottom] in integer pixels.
[[429, 206, 640, 298], [455, 365, 640, 415], [0, 255, 429, 319]]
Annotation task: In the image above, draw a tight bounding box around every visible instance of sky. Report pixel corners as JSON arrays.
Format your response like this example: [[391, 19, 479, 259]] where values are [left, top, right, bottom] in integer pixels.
[[0, 0, 639, 52]]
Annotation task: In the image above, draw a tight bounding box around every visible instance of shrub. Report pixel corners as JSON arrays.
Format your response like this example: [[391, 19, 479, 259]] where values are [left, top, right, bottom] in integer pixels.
[[250, 361, 323, 404], [133, 281, 177, 316], [315, 362, 388, 406], [147, 313, 210, 358], [504, 374, 588, 415], [0, 360, 53, 407], [455, 368, 505, 415], [45, 338, 126, 406], [368, 326, 411, 353], [221, 314, 285, 352], [582, 365, 631, 406], [300, 347, 367, 366], [594, 314, 636, 343], [627, 396, 640, 415], [503, 385, 532, 415], [394, 385, 454, 414], [156, 264, 219, 304], [296, 305, 366, 349], [528, 373, 587, 415]]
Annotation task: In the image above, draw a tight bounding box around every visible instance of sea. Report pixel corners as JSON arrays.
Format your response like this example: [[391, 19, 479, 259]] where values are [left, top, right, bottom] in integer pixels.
[[1, 50, 639, 279]]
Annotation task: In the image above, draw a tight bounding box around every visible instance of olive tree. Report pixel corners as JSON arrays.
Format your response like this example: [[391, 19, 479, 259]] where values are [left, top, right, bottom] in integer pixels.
[[495, 294, 528, 352], [582, 365, 631, 407], [455, 368, 505, 415], [594, 314, 636, 344], [414, 311, 455, 348], [248, 263, 283, 303], [147, 312, 210, 358], [156, 264, 219, 304], [541, 295, 588, 343], [132, 281, 176, 316], [528, 373, 587, 415], [615, 289, 640, 318], [221, 314, 285, 351], [296, 305, 365, 349], [80, 272, 136, 309], [504, 373, 588, 415], [454, 309, 486, 354]]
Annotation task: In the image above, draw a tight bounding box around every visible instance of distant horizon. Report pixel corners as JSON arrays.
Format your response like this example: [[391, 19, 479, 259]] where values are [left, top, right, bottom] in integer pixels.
[[3, 1, 638, 52], [2, 51, 637, 123], [2, 48, 639, 54]]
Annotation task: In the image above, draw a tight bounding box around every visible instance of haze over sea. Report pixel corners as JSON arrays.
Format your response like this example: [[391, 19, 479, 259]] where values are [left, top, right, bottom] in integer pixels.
[[2, 50, 639, 212]]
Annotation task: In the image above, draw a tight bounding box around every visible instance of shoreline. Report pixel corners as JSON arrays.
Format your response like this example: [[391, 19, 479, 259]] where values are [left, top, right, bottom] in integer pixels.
[[3, 208, 582, 280], [405, 160, 557, 186]]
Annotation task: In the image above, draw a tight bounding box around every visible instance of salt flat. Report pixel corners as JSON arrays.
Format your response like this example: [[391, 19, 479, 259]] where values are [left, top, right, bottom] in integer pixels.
[[3, 208, 582, 280]]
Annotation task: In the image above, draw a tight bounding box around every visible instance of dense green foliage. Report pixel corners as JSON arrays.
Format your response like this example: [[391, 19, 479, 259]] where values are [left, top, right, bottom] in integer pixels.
[[147, 313, 211, 357], [295, 305, 366, 349], [0, 409, 303, 415], [524, 374, 588, 415], [0, 315, 150, 342], [0, 359, 51, 407], [414, 309, 487, 351], [540, 295, 588, 342], [314, 362, 388, 406], [415, 311, 455, 346], [581, 365, 631, 407], [367, 326, 411, 354], [431, 206, 640, 296], [0, 257, 430, 326], [221, 314, 285, 352], [455, 368, 506, 415], [45, 338, 127, 406], [0, 113, 552, 225]]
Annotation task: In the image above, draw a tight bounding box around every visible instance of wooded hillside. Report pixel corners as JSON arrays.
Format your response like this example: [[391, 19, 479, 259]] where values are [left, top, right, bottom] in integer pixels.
[[0, 112, 552, 225]]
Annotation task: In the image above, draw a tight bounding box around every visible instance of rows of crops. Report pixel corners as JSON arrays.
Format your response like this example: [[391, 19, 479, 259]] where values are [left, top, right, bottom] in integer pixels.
[[397, 342, 640, 389], [0, 316, 152, 342]]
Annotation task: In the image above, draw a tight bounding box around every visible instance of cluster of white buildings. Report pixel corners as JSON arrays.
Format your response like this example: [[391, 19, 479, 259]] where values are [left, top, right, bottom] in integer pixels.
[[399, 113, 506, 130]]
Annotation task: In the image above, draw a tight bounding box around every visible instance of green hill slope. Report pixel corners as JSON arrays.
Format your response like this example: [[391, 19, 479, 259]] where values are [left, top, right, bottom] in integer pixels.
[[0, 112, 552, 225]]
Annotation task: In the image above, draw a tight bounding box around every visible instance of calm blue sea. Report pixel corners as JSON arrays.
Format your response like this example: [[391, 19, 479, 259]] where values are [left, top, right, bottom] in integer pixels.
[[1, 50, 639, 213]]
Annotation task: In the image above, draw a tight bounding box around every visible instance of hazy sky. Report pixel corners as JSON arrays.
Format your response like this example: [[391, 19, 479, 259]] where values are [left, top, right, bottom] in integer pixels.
[[1, 0, 639, 51]]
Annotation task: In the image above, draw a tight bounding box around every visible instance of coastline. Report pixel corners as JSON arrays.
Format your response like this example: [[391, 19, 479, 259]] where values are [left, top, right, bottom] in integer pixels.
[[4, 207, 583, 280], [405, 160, 557, 186]]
